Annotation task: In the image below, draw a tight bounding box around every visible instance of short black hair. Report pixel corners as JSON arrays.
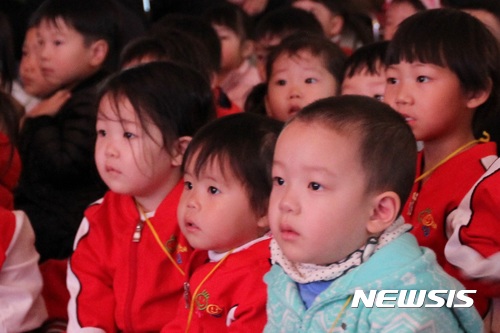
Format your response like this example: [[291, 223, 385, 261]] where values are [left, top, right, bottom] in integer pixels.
[[30, 0, 119, 71], [266, 32, 346, 93], [183, 113, 283, 217], [386, 8, 500, 140], [98, 61, 215, 156], [119, 33, 211, 81], [291, 95, 417, 213], [343, 41, 389, 79], [254, 7, 324, 42], [151, 14, 221, 74], [203, 2, 254, 41]]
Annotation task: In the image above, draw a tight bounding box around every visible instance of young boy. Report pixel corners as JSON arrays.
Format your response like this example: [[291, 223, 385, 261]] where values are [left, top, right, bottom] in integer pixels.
[[163, 113, 282, 332], [341, 40, 389, 101], [14, 0, 117, 263], [265, 95, 483, 332], [384, 9, 500, 318], [265, 32, 346, 122], [204, 2, 261, 110]]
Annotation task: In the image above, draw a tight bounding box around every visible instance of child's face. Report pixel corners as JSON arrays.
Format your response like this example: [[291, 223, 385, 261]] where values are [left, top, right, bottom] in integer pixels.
[[178, 156, 266, 253], [341, 66, 386, 101], [383, 2, 419, 40], [37, 18, 101, 90], [19, 28, 59, 98], [213, 24, 249, 74], [293, 0, 340, 38], [269, 121, 373, 265], [384, 61, 473, 142], [265, 50, 337, 122], [95, 95, 178, 211]]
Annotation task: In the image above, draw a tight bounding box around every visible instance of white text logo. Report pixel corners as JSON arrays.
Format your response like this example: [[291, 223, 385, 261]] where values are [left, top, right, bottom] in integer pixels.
[[351, 290, 476, 308]]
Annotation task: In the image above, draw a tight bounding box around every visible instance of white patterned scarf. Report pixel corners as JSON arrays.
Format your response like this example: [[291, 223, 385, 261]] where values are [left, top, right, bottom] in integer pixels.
[[270, 216, 411, 283]]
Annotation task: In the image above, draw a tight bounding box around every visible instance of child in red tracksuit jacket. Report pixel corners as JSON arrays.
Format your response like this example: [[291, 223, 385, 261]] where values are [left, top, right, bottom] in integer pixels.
[[67, 62, 214, 332], [163, 113, 282, 333]]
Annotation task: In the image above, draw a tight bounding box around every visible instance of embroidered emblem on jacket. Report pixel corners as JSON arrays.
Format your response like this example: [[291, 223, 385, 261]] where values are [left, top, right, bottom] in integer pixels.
[[418, 208, 436, 236]]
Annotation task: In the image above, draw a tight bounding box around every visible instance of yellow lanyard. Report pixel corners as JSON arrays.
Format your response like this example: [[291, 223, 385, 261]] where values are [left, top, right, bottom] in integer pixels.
[[185, 250, 233, 333], [414, 131, 490, 184], [328, 294, 353, 333], [135, 201, 185, 276]]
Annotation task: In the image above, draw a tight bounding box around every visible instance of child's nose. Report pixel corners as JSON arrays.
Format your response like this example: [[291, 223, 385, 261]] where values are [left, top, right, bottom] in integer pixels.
[[289, 85, 301, 99], [104, 141, 119, 158], [186, 191, 200, 210], [278, 187, 300, 214], [394, 83, 413, 106]]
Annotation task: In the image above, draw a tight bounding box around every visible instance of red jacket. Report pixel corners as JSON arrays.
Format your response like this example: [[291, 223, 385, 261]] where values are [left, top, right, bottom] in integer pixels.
[[67, 181, 194, 332], [402, 142, 497, 316], [164, 237, 271, 333]]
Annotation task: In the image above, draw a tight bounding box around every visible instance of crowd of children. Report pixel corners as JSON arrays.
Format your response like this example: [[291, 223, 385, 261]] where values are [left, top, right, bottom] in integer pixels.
[[0, 0, 499, 332]]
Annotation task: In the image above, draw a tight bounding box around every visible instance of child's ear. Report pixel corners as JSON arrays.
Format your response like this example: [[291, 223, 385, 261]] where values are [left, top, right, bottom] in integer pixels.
[[89, 39, 109, 67], [327, 14, 344, 38], [366, 191, 400, 235], [466, 79, 492, 109], [171, 136, 192, 167]]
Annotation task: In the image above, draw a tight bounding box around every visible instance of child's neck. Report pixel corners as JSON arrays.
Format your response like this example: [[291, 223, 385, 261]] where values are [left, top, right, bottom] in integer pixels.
[[422, 133, 477, 175], [134, 168, 182, 213]]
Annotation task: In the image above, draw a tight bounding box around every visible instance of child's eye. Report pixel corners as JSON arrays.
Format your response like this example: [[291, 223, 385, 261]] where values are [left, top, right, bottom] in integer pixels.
[[416, 76, 429, 83], [184, 181, 193, 190], [305, 78, 318, 84], [97, 129, 106, 137], [374, 94, 384, 101], [208, 186, 220, 194], [308, 182, 322, 191], [275, 79, 286, 86], [386, 77, 397, 84], [273, 177, 285, 186], [53, 39, 63, 46], [123, 132, 135, 139]]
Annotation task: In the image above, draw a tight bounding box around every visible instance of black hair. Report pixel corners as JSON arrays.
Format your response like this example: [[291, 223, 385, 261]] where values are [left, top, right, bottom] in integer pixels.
[[291, 95, 417, 212], [98, 61, 215, 156], [183, 113, 283, 217], [30, 0, 120, 71], [266, 32, 347, 93], [390, 0, 426, 11], [203, 2, 254, 41], [150, 14, 221, 74], [386, 8, 500, 140], [119, 33, 211, 81], [343, 41, 389, 79], [254, 7, 324, 42], [0, 12, 16, 93]]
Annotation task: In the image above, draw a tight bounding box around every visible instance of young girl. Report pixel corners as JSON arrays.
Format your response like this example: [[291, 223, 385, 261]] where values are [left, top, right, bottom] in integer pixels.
[[204, 2, 261, 110], [67, 61, 215, 332], [384, 8, 500, 321], [163, 113, 282, 332], [265, 32, 346, 122]]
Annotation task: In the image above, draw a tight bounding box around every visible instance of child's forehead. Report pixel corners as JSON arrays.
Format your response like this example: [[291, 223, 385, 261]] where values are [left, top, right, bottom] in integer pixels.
[[273, 49, 327, 70], [38, 17, 76, 34]]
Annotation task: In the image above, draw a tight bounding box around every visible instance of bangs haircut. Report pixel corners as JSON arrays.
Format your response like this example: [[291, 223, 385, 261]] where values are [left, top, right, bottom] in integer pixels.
[[266, 32, 346, 92], [343, 41, 389, 78], [30, 0, 118, 47], [182, 113, 283, 217], [386, 8, 500, 138], [98, 61, 215, 156], [291, 95, 416, 214]]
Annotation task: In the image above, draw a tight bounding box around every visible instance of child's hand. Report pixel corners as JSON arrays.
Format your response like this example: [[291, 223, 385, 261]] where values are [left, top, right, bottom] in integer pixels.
[[27, 90, 71, 118]]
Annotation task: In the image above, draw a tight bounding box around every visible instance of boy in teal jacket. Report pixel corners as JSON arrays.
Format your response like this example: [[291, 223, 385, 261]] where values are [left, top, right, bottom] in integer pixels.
[[265, 95, 482, 332]]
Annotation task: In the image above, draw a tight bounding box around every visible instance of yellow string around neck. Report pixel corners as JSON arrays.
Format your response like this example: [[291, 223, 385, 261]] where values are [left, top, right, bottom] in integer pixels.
[[328, 294, 353, 333], [135, 201, 185, 276], [414, 131, 490, 184], [185, 249, 233, 333]]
